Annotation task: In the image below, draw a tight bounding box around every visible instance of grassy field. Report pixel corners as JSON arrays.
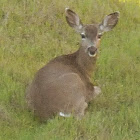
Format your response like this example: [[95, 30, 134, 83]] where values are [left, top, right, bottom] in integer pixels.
[[0, 0, 140, 139]]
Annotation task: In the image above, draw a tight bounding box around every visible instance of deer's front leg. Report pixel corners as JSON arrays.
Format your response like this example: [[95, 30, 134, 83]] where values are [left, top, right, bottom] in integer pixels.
[[86, 83, 101, 102]]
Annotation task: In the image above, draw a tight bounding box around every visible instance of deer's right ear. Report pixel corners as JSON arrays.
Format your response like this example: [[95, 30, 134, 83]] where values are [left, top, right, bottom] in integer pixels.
[[65, 8, 83, 33], [99, 11, 120, 33]]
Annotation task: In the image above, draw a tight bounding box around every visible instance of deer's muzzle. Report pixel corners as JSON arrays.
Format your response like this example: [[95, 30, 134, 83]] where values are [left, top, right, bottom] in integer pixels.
[[87, 46, 97, 57]]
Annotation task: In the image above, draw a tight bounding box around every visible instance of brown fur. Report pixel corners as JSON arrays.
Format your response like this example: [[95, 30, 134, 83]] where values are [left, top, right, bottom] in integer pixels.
[[26, 9, 119, 121], [26, 51, 96, 120]]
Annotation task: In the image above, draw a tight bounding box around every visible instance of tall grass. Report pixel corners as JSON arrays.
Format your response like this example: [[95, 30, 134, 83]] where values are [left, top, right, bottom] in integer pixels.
[[0, 0, 140, 139]]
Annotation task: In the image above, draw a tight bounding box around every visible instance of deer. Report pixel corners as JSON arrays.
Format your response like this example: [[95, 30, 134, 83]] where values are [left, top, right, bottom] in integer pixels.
[[26, 8, 119, 121]]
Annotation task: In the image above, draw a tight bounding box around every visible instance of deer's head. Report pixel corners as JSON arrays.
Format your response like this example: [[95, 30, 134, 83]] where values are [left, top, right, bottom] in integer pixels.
[[65, 8, 120, 58]]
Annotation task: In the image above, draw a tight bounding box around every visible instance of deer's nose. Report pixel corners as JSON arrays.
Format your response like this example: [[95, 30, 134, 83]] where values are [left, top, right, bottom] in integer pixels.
[[88, 46, 97, 56]]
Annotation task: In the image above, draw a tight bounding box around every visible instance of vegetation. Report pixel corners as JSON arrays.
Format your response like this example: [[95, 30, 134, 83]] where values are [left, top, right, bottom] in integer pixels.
[[0, 0, 140, 139]]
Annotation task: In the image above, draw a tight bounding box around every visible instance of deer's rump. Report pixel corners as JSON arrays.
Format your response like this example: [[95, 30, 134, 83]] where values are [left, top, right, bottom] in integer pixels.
[[26, 63, 87, 120]]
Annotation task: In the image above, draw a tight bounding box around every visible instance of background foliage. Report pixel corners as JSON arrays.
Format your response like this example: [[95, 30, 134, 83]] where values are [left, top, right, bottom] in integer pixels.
[[0, 0, 140, 139]]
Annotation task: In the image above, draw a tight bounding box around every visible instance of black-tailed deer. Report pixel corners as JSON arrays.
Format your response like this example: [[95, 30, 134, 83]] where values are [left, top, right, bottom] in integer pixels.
[[26, 8, 119, 121]]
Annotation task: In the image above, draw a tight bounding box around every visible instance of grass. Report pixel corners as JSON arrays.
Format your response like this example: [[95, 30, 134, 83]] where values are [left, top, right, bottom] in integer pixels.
[[0, 0, 140, 139]]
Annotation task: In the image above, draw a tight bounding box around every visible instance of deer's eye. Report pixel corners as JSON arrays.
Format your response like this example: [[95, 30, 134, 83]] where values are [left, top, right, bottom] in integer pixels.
[[81, 33, 86, 39]]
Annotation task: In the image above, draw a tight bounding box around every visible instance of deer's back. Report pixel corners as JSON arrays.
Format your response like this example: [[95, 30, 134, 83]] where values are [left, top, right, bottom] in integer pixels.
[[26, 54, 88, 119]]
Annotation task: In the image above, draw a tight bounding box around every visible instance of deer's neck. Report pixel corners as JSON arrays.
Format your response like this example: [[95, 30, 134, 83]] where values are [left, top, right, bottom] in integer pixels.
[[76, 47, 97, 78]]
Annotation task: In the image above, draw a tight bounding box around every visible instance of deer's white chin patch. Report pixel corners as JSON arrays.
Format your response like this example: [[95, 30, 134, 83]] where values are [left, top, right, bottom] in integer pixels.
[[59, 112, 71, 117], [88, 52, 97, 57]]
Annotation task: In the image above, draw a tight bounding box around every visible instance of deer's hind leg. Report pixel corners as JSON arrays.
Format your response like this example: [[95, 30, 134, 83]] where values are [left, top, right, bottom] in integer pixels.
[[59, 97, 88, 119], [58, 98, 88, 119], [74, 98, 88, 120]]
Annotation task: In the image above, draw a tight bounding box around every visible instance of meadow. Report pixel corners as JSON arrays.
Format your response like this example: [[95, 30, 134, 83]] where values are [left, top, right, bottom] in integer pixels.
[[0, 0, 140, 139]]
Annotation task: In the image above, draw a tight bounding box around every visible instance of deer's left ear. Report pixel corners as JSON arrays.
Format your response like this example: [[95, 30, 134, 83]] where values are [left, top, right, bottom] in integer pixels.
[[65, 8, 83, 33], [99, 11, 120, 33]]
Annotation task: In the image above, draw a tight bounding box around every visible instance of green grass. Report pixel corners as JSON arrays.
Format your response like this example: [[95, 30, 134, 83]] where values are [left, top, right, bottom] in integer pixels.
[[0, 0, 140, 139]]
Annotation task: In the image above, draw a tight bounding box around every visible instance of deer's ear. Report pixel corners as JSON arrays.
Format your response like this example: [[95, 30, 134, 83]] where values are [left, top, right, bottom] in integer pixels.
[[99, 11, 120, 32], [65, 8, 83, 33]]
